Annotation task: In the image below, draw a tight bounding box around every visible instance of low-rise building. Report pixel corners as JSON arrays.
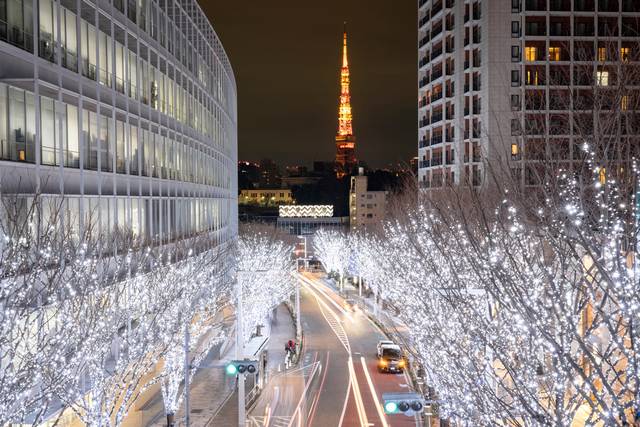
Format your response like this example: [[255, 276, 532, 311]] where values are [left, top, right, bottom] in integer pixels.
[[239, 189, 294, 206], [349, 168, 387, 231]]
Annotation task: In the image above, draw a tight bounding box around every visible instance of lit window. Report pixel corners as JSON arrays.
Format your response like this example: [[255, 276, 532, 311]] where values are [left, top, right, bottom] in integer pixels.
[[525, 46, 537, 61], [596, 70, 609, 86], [526, 70, 539, 85], [548, 47, 560, 61], [598, 47, 606, 62], [599, 168, 606, 185], [511, 143, 519, 157], [620, 47, 630, 62], [621, 95, 629, 110]]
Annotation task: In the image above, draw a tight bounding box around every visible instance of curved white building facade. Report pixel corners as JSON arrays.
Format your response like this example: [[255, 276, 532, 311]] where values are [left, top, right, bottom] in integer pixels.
[[0, 0, 237, 244]]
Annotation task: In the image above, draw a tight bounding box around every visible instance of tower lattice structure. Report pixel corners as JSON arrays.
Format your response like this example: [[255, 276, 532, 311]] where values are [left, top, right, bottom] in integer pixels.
[[335, 23, 357, 178]]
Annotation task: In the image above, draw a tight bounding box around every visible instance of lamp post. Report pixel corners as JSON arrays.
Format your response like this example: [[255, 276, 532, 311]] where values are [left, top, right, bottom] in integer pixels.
[[295, 235, 307, 342], [235, 268, 272, 427], [236, 271, 245, 427]]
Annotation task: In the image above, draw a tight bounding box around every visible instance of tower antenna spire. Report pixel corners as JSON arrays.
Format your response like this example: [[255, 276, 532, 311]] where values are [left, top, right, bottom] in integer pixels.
[[335, 22, 356, 178]]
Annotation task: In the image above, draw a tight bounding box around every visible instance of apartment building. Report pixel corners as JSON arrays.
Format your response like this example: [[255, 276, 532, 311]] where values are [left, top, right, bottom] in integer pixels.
[[418, 0, 640, 189], [349, 169, 386, 230]]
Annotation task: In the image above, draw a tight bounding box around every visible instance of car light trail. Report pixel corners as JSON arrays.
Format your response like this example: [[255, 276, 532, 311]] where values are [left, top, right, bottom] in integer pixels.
[[360, 356, 390, 427]]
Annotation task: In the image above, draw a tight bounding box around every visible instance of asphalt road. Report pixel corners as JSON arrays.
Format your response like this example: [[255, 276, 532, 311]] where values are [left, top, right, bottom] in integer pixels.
[[249, 273, 420, 427]]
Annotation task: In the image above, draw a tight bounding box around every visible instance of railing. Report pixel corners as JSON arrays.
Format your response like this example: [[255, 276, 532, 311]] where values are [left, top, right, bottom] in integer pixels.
[[0, 20, 34, 53]]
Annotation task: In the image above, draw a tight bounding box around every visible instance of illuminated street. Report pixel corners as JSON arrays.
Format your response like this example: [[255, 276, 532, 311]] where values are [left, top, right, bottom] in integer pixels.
[[248, 273, 420, 427]]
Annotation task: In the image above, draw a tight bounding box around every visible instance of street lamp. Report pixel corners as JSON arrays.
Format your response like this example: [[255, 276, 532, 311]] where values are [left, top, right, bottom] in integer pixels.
[[294, 235, 307, 342]]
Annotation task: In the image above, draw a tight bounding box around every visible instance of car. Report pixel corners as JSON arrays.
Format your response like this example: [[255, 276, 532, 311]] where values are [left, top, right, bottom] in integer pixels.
[[343, 299, 357, 312], [377, 344, 406, 373], [376, 340, 395, 357]]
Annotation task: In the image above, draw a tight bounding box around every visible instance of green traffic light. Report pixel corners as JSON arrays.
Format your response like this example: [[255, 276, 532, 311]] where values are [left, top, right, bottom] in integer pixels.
[[225, 363, 238, 375], [384, 401, 398, 414]]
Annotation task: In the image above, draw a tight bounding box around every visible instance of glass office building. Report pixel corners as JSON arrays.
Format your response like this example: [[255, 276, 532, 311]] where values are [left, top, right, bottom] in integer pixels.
[[0, 0, 237, 244]]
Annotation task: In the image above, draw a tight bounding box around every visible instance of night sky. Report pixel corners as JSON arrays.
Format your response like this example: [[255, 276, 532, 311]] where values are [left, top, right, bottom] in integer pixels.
[[200, 1, 417, 169]]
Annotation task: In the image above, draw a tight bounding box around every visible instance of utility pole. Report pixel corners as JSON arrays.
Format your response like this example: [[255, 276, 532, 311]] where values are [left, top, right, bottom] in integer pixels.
[[184, 323, 190, 427], [295, 276, 301, 342], [236, 273, 245, 427], [296, 236, 307, 342]]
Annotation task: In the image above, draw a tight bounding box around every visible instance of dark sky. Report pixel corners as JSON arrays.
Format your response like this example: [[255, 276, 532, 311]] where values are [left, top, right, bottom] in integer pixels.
[[200, 2, 417, 169]]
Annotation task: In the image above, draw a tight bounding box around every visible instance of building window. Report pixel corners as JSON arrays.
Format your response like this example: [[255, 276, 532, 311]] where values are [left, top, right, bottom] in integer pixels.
[[40, 97, 56, 165], [511, 0, 521, 12], [511, 46, 521, 61], [598, 47, 606, 62], [526, 69, 540, 85], [621, 95, 629, 110], [548, 47, 560, 61], [511, 142, 520, 157], [511, 21, 520, 37], [511, 70, 521, 86], [38, 0, 56, 62], [620, 47, 630, 61], [511, 94, 520, 110], [596, 70, 609, 86], [525, 46, 537, 61], [511, 119, 521, 135]]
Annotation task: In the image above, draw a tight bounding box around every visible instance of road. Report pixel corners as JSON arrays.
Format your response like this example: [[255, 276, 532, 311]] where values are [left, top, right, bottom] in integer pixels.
[[249, 272, 420, 427]]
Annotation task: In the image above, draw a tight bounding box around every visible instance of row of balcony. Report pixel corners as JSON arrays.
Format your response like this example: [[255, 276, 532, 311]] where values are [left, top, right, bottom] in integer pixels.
[[524, 21, 640, 37], [521, 0, 640, 12], [418, 153, 456, 168], [419, 113, 444, 127]]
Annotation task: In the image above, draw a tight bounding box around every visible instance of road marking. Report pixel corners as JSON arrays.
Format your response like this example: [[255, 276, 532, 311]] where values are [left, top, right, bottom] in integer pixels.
[[286, 361, 321, 427], [307, 352, 330, 426], [299, 273, 350, 316], [338, 375, 352, 427], [360, 356, 390, 427], [311, 288, 350, 353], [348, 356, 369, 427]]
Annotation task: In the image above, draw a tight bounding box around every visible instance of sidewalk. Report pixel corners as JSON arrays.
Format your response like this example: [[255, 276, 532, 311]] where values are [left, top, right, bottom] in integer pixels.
[[208, 303, 296, 426]]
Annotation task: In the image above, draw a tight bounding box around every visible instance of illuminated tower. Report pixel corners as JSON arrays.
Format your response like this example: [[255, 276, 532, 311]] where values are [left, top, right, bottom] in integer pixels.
[[335, 23, 357, 178]]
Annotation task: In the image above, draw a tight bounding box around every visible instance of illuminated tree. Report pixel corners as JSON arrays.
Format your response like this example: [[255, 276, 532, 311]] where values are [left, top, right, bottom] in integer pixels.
[[343, 59, 640, 425], [0, 195, 234, 426], [312, 228, 350, 286], [237, 228, 295, 344]]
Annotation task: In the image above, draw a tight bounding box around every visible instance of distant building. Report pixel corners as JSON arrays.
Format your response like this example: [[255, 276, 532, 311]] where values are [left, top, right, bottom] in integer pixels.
[[279, 205, 333, 218], [349, 168, 387, 231], [335, 24, 357, 178], [239, 189, 293, 206], [281, 176, 323, 187], [276, 204, 347, 235], [313, 161, 337, 177], [259, 159, 282, 188], [238, 161, 261, 189], [285, 165, 309, 176]]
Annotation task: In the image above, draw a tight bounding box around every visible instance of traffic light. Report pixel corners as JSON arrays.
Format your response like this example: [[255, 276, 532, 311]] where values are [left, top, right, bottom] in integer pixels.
[[225, 359, 259, 376], [382, 392, 424, 416]]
